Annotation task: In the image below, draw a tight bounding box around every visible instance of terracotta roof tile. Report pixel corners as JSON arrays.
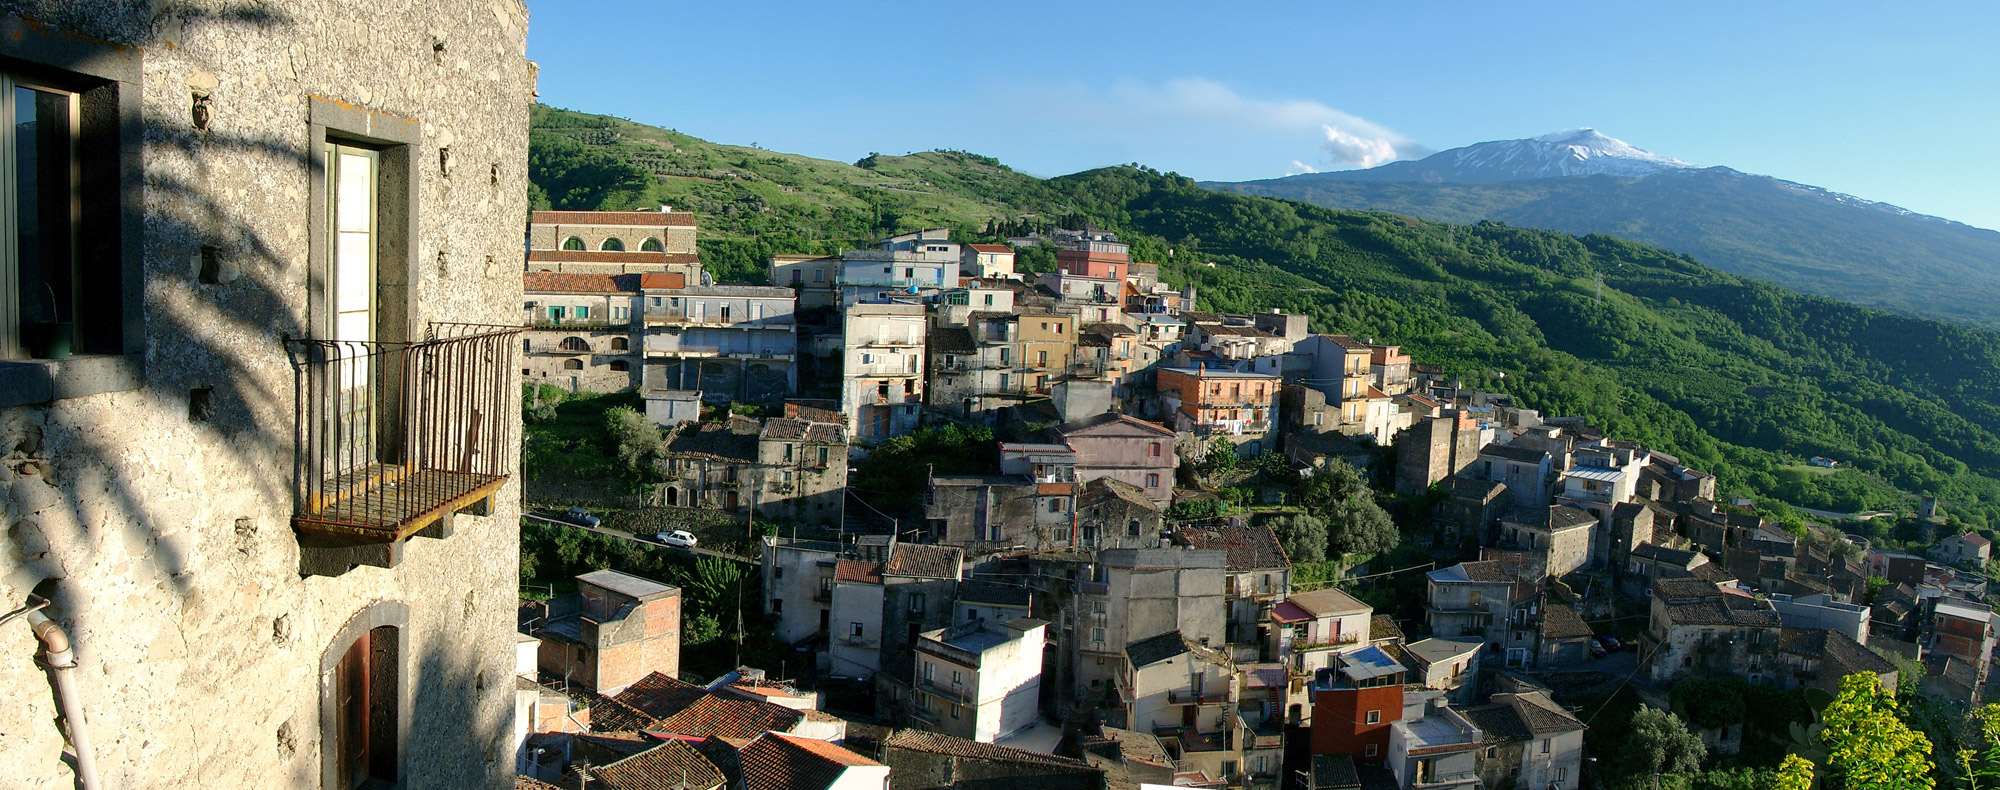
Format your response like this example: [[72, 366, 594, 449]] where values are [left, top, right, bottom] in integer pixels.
[[533, 210, 699, 227], [881, 728, 1096, 770], [524, 271, 641, 293], [595, 739, 727, 790], [967, 243, 1014, 253], [833, 561, 883, 585], [1172, 520, 1289, 571], [1538, 604, 1593, 640], [639, 272, 688, 290], [608, 673, 707, 724], [656, 695, 804, 740], [738, 732, 880, 790], [883, 544, 962, 579]]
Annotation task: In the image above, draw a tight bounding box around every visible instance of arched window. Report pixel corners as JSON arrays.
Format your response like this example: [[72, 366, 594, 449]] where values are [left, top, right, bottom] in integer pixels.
[[609, 337, 629, 351], [560, 336, 589, 352], [1149, 441, 1162, 457], [600, 237, 625, 251], [562, 359, 583, 371], [562, 236, 585, 251], [640, 237, 663, 252], [609, 360, 630, 372]]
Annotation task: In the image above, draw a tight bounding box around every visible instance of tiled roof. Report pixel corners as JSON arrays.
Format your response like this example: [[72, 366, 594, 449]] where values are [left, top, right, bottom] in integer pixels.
[[1312, 753, 1362, 790], [639, 272, 690, 290], [667, 421, 759, 463], [1539, 603, 1593, 640], [609, 672, 707, 723], [1508, 692, 1585, 734], [967, 243, 1014, 253], [533, 209, 700, 227], [595, 739, 727, 790], [1172, 520, 1289, 571], [1654, 577, 1725, 602], [1321, 334, 1371, 350], [738, 733, 880, 790], [883, 543, 962, 579], [1505, 505, 1597, 532], [881, 728, 1095, 770], [1631, 543, 1702, 568], [761, 417, 845, 444], [517, 777, 566, 790], [1057, 412, 1175, 438], [1778, 627, 1896, 680], [929, 326, 976, 355], [1664, 596, 1781, 629], [656, 694, 804, 740], [1080, 477, 1162, 513], [1460, 704, 1531, 743], [1371, 615, 1404, 643], [783, 400, 843, 425], [524, 271, 641, 293], [1435, 560, 1514, 584], [833, 560, 883, 585], [1126, 631, 1192, 668]]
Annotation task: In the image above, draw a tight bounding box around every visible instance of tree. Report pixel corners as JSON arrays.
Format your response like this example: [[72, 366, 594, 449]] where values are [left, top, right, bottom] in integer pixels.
[[1775, 755, 1816, 790], [1271, 513, 1328, 564], [1327, 496, 1399, 557], [605, 406, 664, 471], [1819, 673, 1933, 790], [1620, 706, 1707, 786]]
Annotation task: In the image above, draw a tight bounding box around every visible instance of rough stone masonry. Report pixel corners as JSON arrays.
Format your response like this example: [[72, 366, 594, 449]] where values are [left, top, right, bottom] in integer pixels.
[[0, 1, 535, 787]]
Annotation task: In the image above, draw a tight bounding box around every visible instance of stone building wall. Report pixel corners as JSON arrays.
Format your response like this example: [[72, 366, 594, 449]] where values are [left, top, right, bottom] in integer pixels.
[[523, 327, 640, 392], [0, 3, 533, 788]]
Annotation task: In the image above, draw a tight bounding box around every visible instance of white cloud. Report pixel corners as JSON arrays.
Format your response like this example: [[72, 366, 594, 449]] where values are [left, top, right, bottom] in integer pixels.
[[1288, 160, 1320, 175], [1077, 77, 1425, 169]]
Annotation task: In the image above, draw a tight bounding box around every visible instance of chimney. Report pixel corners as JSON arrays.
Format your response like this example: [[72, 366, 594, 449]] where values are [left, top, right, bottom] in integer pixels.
[[659, 204, 673, 213]]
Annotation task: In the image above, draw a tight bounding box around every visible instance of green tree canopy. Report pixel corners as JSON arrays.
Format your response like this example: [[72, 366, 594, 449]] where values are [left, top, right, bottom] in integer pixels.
[[1820, 673, 1933, 790], [1270, 513, 1328, 564], [1620, 706, 1708, 786]]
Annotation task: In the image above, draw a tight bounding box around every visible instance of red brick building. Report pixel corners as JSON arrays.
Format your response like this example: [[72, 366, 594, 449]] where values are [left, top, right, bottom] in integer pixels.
[[535, 569, 682, 695], [1309, 646, 1407, 761]]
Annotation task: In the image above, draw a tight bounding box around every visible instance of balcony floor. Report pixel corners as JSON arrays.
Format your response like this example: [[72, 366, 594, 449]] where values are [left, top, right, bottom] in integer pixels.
[[295, 464, 507, 542]]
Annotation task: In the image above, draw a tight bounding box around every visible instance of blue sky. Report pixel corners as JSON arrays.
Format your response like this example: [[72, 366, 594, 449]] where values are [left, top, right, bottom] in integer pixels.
[[529, 1, 2000, 230]]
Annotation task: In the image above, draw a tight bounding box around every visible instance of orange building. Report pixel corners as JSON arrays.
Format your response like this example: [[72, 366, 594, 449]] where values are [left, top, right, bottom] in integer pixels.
[[1309, 646, 1407, 761]]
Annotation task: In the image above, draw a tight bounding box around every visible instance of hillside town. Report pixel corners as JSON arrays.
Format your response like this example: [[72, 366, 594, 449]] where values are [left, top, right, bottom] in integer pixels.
[[509, 209, 1995, 790], [0, 5, 1989, 790]]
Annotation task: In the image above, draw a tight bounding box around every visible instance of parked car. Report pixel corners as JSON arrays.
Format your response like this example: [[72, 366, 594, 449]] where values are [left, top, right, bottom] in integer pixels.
[[1596, 635, 1622, 652], [559, 507, 599, 528], [656, 530, 698, 550], [1590, 641, 1607, 659]]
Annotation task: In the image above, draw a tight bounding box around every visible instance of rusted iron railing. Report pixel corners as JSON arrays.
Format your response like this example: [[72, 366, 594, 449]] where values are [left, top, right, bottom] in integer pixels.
[[287, 323, 520, 540]]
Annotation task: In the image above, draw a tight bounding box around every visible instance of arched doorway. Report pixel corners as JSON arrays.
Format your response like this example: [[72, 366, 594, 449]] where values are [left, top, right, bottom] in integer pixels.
[[319, 602, 408, 790], [665, 487, 678, 506]]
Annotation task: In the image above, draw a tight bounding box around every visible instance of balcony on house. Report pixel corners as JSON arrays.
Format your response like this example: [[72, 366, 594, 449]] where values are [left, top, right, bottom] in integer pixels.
[[1167, 688, 1232, 706], [287, 324, 518, 574]]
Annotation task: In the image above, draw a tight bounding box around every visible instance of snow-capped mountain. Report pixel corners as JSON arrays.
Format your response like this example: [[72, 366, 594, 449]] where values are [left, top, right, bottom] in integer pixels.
[[1309, 128, 1699, 184]]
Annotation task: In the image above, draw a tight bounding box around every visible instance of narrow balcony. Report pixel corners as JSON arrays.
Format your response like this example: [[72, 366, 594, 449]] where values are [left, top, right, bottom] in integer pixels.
[[918, 678, 974, 705], [286, 324, 518, 576], [1168, 689, 1232, 705]]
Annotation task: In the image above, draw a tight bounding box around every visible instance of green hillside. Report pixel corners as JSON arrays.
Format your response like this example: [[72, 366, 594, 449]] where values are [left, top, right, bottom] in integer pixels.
[[1208, 168, 2000, 330], [530, 105, 1071, 281], [527, 105, 2000, 532]]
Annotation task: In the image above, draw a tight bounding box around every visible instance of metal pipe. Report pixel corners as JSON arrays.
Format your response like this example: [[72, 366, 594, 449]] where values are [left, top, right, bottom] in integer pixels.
[[25, 605, 98, 790]]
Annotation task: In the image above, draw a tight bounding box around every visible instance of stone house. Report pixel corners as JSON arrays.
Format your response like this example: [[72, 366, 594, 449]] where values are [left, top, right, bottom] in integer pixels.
[[1536, 603, 1594, 666], [522, 271, 642, 391], [1395, 412, 1483, 495], [528, 210, 700, 274], [911, 618, 1047, 742], [869, 728, 1104, 790], [535, 570, 682, 696], [1172, 520, 1293, 653], [660, 413, 844, 520], [1435, 477, 1514, 546], [1057, 413, 1178, 502], [842, 302, 927, 441], [1048, 547, 1228, 709], [1934, 532, 1993, 568], [640, 281, 798, 404], [829, 560, 886, 680], [1929, 597, 1996, 695], [0, 5, 535, 787], [1621, 543, 1712, 600], [1403, 638, 1483, 705], [761, 537, 849, 645], [876, 544, 967, 720], [1776, 627, 1898, 698], [1498, 506, 1598, 578], [1075, 478, 1167, 550], [1424, 561, 1541, 668], [1122, 631, 1242, 784], [1643, 578, 1782, 684], [925, 474, 1041, 551], [1461, 692, 1586, 790], [1473, 443, 1553, 509]]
